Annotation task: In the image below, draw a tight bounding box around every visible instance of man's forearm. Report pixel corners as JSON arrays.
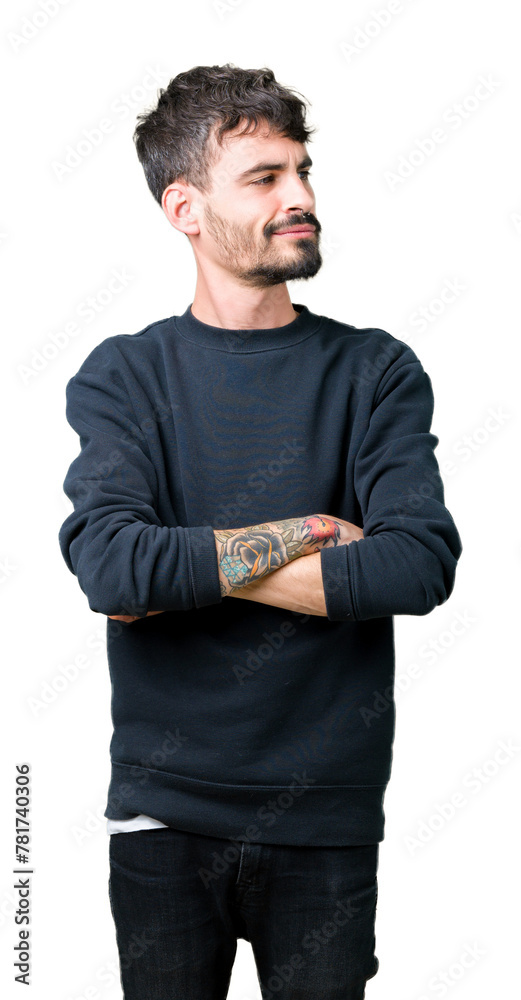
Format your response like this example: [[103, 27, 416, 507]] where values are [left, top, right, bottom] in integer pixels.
[[109, 553, 328, 622], [214, 514, 342, 598], [109, 514, 361, 622], [228, 549, 329, 616]]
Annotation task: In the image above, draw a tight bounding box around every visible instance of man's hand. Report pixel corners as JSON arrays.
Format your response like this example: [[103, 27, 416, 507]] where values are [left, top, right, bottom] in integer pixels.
[[323, 516, 364, 547], [107, 610, 165, 623]]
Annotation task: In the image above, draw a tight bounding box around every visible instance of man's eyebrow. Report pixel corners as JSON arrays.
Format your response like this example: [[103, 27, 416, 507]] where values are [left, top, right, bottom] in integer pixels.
[[238, 155, 313, 179]]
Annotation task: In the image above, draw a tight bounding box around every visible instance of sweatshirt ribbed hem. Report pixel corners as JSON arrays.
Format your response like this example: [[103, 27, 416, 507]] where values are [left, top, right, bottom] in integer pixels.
[[104, 761, 387, 846], [320, 544, 357, 621], [186, 525, 222, 609]]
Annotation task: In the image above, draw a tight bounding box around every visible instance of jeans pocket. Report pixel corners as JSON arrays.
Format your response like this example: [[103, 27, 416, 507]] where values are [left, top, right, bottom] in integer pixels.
[[109, 828, 176, 884]]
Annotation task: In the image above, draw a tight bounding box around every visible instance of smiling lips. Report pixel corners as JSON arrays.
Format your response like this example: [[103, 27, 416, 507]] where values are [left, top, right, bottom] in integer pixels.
[[273, 225, 315, 237]]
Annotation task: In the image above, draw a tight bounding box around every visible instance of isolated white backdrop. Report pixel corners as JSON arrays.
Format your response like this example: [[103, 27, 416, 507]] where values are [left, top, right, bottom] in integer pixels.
[[1, 0, 519, 997]]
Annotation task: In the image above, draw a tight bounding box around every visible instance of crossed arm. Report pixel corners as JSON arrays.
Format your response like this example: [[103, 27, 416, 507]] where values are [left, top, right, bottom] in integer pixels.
[[228, 549, 329, 616], [108, 513, 364, 623]]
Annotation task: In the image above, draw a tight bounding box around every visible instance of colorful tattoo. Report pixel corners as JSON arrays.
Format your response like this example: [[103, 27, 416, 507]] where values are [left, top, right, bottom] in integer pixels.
[[215, 514, 342, 597]]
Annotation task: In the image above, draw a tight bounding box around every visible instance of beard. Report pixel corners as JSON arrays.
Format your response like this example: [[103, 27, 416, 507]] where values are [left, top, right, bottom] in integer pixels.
[[203, 203, 323, 288]]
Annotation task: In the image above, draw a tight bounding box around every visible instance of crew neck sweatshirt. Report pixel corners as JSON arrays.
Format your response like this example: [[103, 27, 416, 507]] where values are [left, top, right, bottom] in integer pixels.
[[58, 301, 462, 846]]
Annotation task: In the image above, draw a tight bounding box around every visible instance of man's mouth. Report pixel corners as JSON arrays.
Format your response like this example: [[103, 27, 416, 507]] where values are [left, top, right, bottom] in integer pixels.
[[273, 225, 316, 238]]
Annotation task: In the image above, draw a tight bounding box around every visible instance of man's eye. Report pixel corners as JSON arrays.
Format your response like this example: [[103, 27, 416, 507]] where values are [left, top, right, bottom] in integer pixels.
[[252, 171, 312, 186]]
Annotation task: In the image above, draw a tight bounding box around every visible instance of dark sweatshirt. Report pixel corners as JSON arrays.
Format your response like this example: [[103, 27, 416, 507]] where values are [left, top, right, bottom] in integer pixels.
[[58, 302, 462, 846]]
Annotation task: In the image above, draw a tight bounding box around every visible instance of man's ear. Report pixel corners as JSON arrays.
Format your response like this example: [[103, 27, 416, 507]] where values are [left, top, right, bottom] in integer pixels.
[[161, 182, 201, 236]]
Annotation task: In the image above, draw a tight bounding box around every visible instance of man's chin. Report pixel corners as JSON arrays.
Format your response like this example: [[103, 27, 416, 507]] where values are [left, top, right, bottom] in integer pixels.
[[243, 252, 323, 286]]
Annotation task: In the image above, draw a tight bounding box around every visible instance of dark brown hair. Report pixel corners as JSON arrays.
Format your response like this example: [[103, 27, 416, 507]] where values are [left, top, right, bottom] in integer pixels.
[[133, 63, 317, 205]]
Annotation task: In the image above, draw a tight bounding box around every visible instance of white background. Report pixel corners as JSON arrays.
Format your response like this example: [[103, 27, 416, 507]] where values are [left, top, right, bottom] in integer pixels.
[[1, 0, 519, 997]]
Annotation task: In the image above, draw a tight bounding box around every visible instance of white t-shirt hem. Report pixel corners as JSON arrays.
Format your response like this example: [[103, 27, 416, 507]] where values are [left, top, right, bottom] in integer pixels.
[[107, 814, 168, 835]]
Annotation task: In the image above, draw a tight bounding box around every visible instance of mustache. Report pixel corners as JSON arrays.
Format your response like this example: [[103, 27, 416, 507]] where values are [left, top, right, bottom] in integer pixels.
[[268, 212, 321, 236]]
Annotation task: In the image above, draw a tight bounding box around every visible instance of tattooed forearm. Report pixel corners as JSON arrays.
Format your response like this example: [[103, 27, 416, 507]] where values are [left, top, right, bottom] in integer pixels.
[[214, 514, 343, 598]]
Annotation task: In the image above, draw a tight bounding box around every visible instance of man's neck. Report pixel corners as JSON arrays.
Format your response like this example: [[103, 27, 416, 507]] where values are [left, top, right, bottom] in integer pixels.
[[190, 280, 299, 330]]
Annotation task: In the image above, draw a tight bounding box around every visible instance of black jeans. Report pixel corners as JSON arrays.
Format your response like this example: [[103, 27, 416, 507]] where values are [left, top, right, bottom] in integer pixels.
[[108, 827, 380, 999]]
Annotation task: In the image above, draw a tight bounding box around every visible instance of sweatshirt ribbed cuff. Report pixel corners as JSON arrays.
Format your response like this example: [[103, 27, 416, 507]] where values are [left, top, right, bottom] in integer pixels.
[[320, 544, 356, 621], [186, 526, 223, 609]]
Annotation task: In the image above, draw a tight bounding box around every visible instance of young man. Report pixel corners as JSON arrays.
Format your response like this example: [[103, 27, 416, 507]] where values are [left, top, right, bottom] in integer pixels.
[[58, 64, 462, 999]]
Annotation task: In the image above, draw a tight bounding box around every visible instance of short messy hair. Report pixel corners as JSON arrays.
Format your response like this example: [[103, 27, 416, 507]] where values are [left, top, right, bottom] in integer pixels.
[[133, 63, 317, 204]]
